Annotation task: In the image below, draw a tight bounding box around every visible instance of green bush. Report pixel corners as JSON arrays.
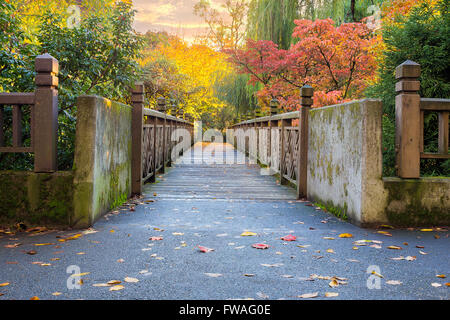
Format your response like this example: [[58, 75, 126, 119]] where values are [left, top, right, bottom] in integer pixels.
[[367, 0, 450, 177], [0, 1, 143, 171]]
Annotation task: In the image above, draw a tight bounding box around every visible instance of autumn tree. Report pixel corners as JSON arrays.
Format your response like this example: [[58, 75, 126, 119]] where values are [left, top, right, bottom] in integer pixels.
[[226, 19, 377, 109]]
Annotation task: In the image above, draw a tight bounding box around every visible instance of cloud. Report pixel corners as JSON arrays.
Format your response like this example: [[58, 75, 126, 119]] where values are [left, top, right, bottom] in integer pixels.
[[133, 0, 228, 41]]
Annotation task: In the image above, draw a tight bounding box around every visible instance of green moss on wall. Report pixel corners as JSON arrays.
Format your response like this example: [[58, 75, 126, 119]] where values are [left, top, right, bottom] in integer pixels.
[[0, 171, 74, 228], [384, 178, 450, 227]]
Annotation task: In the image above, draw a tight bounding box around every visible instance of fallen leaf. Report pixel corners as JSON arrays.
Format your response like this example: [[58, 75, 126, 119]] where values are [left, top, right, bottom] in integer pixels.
[[420, 229, 433, 232], [377, 231, 392, 236], [387, 245, 402, 250], [281, 235, 296, 241], [371, 271, 384, 278], [338, 233, 353, 238], [329, 279, 339, 287], [30, 296, 40, 300], [26, 250, 37, 255], [326, 249, 335, 253], [325, 292, 339, 297], [124, 277, 139, 283], [117, 258, 125, 263], [323, 237, 335, 240], [34, 243, 55, 246], [431, 283, 442, 287], [252, 243, 269, 249], [93, 283, 110, 287], [241, 231, 257, 237], [72, 272, 90, 277], [4, 243, 22, 248], [436, 274, 446, 279], [256, 292, 269, 299], [172, 232, 184, 236], [109, 285, 124, 291], [149, 236, 163, 241], [205, 273, 222, 277], [0, 283, 10, 287], [244, 274, 255, 277], [107, 280, 121, 285], [281, 275, 293, 278], [298, 292, 318, 299], [52, 292, 62, 296], [386, 280, 402, 285], [198, 246, 214, 253], [419, 251, 428, 255]]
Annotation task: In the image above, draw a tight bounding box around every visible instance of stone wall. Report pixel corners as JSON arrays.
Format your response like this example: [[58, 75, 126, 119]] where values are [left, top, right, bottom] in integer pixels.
[[307, 99, 449, 227], [72, 95, 132, 228], [384, 178, 450, 226], [307, 99, 388, 226], [0, 171, 74, 226]]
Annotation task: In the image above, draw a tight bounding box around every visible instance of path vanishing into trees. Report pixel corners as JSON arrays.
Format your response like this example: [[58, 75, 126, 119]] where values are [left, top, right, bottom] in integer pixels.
[[0, 143, 448, 300]]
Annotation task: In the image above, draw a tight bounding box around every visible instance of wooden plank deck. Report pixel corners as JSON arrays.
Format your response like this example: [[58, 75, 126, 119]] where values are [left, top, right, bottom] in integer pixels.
[[144, 143, 297, 200]]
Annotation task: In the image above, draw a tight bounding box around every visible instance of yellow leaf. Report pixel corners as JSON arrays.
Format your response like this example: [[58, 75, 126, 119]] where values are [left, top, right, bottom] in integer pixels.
[[72, 272, 90, 277], [124, 277, 139, 283], [107, 280, 121, 285], [241, 231, 257, 236], [326, 249, 335, 253], [0, 282, 10, 287], [329, 279, 339, 287], [420, 229, 433, 232], [30, 296, 40, 300], [65, 234, 82, 240], [338, 233, 353, 238], [52, 292, 62, 296], [34, 243, 55, 246], [436, 274, 446, 278], [387, 245, 402, 250], [298, 292, 318, 299]]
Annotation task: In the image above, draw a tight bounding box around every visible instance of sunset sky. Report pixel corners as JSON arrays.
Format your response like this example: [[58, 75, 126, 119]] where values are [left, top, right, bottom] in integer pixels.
[[133, 0, 228, 42]]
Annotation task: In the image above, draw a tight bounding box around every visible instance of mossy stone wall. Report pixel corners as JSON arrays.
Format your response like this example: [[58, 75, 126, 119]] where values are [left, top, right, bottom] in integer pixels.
[[0, 171, 74, 227], [72, 95, 132, 228]]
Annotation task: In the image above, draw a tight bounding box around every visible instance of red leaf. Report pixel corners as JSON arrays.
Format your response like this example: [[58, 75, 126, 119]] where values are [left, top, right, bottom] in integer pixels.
[[149, 236, 163, 241], [252, 243, 270, 249], [198, 246, 214, 253], [281, 235, 296, 241]]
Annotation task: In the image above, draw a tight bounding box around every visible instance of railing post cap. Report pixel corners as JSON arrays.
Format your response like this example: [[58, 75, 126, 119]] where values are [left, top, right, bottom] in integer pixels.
[[35, 53, 59, 74], [270, 98, 279, 106], [396, 60, 421, 79], [132, 82, 145, 93], [301, 85, 314, 97]]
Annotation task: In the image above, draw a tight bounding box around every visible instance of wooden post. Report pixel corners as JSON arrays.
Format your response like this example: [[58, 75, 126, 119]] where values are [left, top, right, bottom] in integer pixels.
[[34, 53, 58, 172], [131, 82, 144, 195], [438, 111, 449, 155], [157, 97, 166, 174], [297, 85, 313, 199], [0, 106, 3, 147], [395, 60, 421, 178], [279, 118, 290, 185]]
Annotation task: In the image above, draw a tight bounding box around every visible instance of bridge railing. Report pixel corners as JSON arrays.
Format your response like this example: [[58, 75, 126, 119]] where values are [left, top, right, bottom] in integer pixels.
[[0, 53, 58, 172], [395, 60, 450, 178], [231, 85, 314, 199], [131, 83, 194, 195]]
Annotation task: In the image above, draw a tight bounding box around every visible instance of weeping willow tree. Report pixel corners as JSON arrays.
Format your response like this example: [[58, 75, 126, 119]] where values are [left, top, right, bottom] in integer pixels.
[[247, 0, 299, 49], [298, 0, 386, 24]]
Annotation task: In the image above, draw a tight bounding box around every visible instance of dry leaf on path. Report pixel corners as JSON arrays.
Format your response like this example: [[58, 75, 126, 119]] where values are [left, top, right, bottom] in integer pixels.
[[109, 285, 124, 291], [198, 246, 214, 253], [241, 231, 257, 237], [252, 243, 269, 249], [124, 277, 139, 283], [298, 292, 318, 299]]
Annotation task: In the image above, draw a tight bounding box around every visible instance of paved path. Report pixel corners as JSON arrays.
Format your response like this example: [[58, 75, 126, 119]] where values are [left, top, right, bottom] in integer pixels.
[[0, 143, 449, 300]]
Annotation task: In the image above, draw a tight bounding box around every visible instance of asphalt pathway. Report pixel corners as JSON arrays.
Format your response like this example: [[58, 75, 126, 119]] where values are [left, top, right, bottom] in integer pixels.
[[0, 143, 448, 300]]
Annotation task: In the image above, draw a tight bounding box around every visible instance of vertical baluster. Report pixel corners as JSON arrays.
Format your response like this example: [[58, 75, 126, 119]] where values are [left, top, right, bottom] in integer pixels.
[[12, 105, 22, 147], [438, 111, 449, 155]]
